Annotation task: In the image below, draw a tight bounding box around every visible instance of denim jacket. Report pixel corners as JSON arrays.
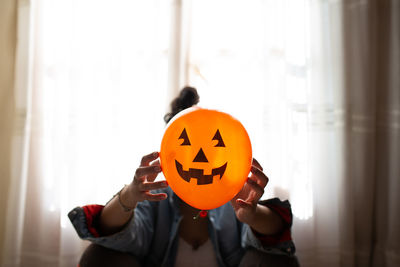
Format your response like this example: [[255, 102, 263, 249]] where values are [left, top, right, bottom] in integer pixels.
[[69, 187, 295, 267]]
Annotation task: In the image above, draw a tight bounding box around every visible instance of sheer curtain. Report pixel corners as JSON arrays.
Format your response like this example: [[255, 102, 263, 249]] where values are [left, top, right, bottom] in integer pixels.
[[2, 0, 399, 266], [184, 0, 399, 266], [185, 0, 345, 264], [3, 0, 170, 266]]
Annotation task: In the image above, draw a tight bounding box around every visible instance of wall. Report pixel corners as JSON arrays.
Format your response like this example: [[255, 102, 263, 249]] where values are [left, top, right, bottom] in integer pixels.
[[0, 0, 17, 262]]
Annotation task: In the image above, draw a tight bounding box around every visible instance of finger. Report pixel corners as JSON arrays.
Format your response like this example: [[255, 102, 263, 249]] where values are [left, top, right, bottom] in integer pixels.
[[147, 160, 161, 182], [151, 160, 160, 166], [252, 158, 263, 171], [140, 152, 159, 167], [134, 165, 161, 183], [236, 199, 254, 209], [246, 178, 265, 201], [139, 180, 168, 191], [143, 192, 168, 201], [250, 166, 269, 188]]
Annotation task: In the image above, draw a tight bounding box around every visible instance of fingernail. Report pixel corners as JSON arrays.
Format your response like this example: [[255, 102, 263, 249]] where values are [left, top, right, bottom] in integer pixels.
[[155, 166, 161, 171], [153, 152, 159, 157]]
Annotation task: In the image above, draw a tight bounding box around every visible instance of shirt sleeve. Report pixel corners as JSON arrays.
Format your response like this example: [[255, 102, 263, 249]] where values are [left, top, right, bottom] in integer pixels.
[[241, 198, 296, 256], [68, 200, 156, 257]]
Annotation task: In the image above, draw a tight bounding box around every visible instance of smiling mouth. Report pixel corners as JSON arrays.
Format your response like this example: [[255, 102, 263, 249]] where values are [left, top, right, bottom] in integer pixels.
[[175, 160, 227, 185]]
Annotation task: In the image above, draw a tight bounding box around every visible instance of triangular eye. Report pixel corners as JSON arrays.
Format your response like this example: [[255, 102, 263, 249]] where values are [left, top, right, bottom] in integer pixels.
[[212, 129, 225, 147], [178, 128, 191, 146]]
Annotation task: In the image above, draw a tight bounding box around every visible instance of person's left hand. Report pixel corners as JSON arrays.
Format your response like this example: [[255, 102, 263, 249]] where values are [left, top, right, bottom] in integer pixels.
[[230, 158, 269, 224]]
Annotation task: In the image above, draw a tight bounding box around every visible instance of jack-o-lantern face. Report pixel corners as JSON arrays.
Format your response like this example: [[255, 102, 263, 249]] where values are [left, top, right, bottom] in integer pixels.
[[175, 128, 227, 185], [160, 107, 252, 210]]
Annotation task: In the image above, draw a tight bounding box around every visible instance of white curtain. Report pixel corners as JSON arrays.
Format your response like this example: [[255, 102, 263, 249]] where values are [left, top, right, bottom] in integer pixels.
[[185, 0, 346, 264], [181, 0, 399, 266], [3, 0, 171, 266], [1, 0, 399, 266]]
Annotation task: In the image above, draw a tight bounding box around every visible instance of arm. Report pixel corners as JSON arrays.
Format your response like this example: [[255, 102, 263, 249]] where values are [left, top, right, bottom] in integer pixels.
[[239, 198, 296, 256], [99, 152, 168, 235], [245, 203, 284, 235], [230, 159, 284, 235], [69, 152, 169, 256]]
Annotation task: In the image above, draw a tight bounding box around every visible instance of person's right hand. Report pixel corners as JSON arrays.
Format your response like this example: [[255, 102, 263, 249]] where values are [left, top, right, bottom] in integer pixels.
[[122, 152, 168, 209]]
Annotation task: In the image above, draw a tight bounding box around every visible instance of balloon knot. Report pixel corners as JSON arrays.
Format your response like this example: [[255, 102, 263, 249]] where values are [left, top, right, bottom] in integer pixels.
[[193, 210, 208, 220]]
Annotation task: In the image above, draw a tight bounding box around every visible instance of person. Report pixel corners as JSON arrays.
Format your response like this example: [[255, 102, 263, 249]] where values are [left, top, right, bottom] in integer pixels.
[[69, 87, 299, 267]]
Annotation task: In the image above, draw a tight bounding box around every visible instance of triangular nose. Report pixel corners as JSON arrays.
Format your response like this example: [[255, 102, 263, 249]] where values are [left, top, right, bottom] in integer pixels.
[[193, 148, 208, 162]]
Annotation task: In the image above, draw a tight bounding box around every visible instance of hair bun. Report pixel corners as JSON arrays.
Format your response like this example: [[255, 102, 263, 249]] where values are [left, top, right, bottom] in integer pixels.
[[178, 87, 199, 109], [164, 86, 200, 123]]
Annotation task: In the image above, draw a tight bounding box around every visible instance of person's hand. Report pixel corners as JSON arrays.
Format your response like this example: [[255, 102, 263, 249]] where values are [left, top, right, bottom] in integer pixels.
[[122, 152, 168, 209], [230, 158, 269, 224]]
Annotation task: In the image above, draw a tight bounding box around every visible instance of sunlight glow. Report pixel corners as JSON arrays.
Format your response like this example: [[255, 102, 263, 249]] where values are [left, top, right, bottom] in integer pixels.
[[38, 0, 169, 218], [188, 0, 314, 220], [38, 0, 314, 222]]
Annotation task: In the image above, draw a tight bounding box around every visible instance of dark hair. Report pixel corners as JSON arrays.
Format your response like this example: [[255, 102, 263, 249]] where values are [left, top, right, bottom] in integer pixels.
[[164, 86, 199, 123]]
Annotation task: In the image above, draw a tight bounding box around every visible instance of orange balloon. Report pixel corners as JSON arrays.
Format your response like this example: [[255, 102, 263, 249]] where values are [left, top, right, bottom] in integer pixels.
[[160, 107, 252, 210]]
